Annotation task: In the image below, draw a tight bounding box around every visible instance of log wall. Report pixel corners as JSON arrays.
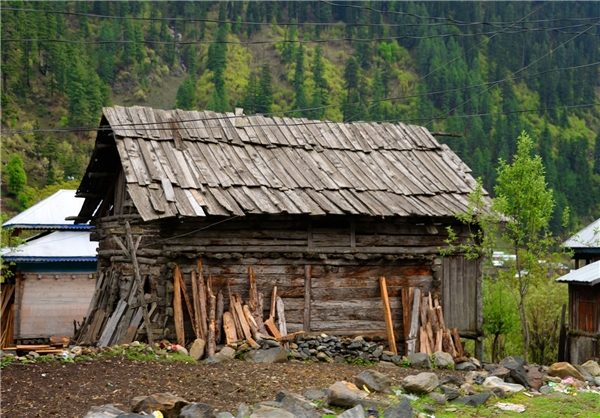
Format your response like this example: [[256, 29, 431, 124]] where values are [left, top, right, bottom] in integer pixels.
[[87, 213, 480, 344]]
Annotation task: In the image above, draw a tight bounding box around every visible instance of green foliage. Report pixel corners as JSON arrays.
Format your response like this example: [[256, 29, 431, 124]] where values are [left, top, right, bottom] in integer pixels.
[[5, 155, 27, 196], [483, 278, 520, 363], [0, 356, 15, 368]]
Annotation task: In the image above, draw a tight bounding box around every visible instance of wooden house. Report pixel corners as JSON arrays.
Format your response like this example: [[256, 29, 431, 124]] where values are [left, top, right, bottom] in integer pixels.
[[560, 222, 600, 363], [73, 106, 486, 356], [1, 190, 98, 345]]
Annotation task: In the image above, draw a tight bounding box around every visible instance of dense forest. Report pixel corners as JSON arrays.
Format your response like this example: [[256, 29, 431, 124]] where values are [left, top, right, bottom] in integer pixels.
[[1, 1, 599, 236]]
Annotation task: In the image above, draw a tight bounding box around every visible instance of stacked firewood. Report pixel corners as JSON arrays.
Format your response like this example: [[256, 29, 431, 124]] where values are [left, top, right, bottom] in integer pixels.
[[1, 283, 15, 348], [401, 287, 464, 358], [171, 262, 299, 354]]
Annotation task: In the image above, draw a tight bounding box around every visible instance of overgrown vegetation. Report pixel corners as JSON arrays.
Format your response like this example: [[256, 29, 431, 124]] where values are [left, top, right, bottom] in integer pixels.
[[445, 131, 570, 364]]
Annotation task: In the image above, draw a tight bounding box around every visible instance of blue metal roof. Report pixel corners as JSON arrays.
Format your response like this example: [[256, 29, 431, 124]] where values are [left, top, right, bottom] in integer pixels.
[[2, 256, 97, 262], [4, 223, 92, 230]]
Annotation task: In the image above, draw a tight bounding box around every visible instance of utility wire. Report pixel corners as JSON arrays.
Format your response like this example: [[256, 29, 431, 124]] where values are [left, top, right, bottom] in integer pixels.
[[3, 6, 598, 28]]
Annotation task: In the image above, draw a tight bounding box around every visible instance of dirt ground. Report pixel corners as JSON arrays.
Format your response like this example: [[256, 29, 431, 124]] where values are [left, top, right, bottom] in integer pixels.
[[1, 358, 464, 418]]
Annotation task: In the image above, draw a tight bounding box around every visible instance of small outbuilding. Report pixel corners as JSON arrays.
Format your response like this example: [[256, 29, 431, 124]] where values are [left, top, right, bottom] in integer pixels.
[[73, 106, 486, 356], [1, 190, 98, 345]]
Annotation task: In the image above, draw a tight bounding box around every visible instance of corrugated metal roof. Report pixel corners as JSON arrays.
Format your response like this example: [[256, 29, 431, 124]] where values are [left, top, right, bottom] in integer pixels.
[[2, 231, 98, 261], [3, 190, 90, 230], [556, 260, 600, 286], [563, 217, 600, 249], [76, 106, 489, 222]]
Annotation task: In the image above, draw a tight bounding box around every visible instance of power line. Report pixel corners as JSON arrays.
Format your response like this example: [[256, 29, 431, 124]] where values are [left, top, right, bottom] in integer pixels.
[[3, 6, 598, 28]]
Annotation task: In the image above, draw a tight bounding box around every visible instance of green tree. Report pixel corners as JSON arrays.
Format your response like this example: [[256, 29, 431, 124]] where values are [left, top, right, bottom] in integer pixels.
[[309, 45, 329, 120], [293, 43, 308, 117], [5, 155, 27, 196], [256, 63, 273, 115], [175, 75, 196, 110], [493, 131, 559, 364]]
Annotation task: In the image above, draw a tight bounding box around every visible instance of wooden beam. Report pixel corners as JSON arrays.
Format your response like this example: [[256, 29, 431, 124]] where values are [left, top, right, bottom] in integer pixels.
[[175, 266, 198, 339], [14, 272, 23, 340], [380, 277, 397, 355], [88, 172, 115, 179], [303, 265, 312, 333], [173, 264, 185, 347]]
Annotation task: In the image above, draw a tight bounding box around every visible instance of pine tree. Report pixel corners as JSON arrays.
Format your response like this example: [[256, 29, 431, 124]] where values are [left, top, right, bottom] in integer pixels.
[[293, 43, 308, 117], [6, 155, 27, 196], [309, 45, 329, 120], [176, 75, 196, 110], [256, 63, 273, 114]]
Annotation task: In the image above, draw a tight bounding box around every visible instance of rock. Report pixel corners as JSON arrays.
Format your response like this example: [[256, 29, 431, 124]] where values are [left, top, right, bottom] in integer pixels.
[[316, 352, 332, 362], [216, 413, 234, 418], [179, 402, 216, 418], [433, 351, 454, 368], [440, 386, 460, 401], [439, 375, 465, 386], [407, 353, 431, 369], [575, 365, 595, 384], [459, 383, 477, 395], [581, 360, 600, 377], [464, 371, 485, 385], [499, 356, 529, 387], [131, 393, 190, 418], [328, 381, 368, 407], [303, 389, 328, 401], [248, 405, 294, 418], [453, 393, 491, 407], [355, 370, 393, 393], [337, 404, 365, 418], [212, 347, 236, 363], [245, 346, 288, 364], [84, 404, 127, 418], [189, 339, 206, 361], [115, 414, 146, 417], [28, 351, 40, 359], [539, 385, 552, 395], [482, 376, 525, 394], [526, 367, 544, 391], [236, 403, 250, 418], [595, 377, 600, 387], [489, 387, 506, 399], [428, 392, 446, 404], [470, 358, 481, 369], [454, 361, 477, 371], [276, 390, 320, 418], [402, 373, 439, 394], [173, 345, 189, 356], [547, 362, 586, 382], [489, 366, 511, 380], [382, 397, 413, 418]]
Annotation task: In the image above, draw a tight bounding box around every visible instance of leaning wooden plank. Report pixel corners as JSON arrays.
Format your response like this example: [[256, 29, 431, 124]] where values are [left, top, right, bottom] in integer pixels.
[[85, 309, 106, 345], [270, 286, 278, 319], [216, 290, 224, 344], [276, 296, 287, 336], [248, 267, 268, 335], [175, 265, 199, 339], [0, 284, 15, 319], [243, 304, 260, 339], [228, 282, 244, 338], [97, 300, 127, 347], [407, 288, 420, 355], [264, 317, 282, 339], [173, 266, 185, 347], [453, 327, 464, 358], [380, 277, 398, 355], [118, 307, 143, 345], [401, 287, 412, 353], [442, 329, 456, 357], [232, 296, 253, 341], [191, 271, 205, 340], [197, 260, 209, 340], [207, 276, 217, 356], [222, 312, 238, 344]]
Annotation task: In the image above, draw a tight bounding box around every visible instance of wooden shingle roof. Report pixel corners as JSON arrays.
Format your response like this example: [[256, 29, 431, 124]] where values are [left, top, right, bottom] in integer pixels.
[[76, 106, 484, 222]]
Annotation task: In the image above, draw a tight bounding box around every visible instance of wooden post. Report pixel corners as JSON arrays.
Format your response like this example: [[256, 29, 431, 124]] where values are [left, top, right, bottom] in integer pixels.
[[122, 222, 154, 346], [197, 260, 208, 339], [173, 264, 185, 346], [380, 277, 397, 355], [222, 312, 237, 343], [407, 288, 420, 355], [191, 271, 205, 340], [276, 296, 287, 336], [14, 271, 22, 341], [558, 303, 567, 362], [207, 276, 217, 356], [175, 266, 198, 339], [303, 265, 312, 332], [216, 290, 224, 344]]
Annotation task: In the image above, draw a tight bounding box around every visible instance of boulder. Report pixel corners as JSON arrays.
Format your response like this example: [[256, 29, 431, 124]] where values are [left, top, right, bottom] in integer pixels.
[[547, 362, 586, 382], [327, 381, 368, 407], [382, 397, 413, 418], [453, 393, 491, 407], [407, 353, 431, 369], [236, 403, 250, 418], [303, 389, 328, 401], [189, 339, 207, 361], [526, 367, 544, 391], [433, 351, 454, 369], [131, 393, 189, 418], [337, 405, 365, 418], [440, 385, 460, 401], [402, 373, 439, 394], [249, 405, 294, 418], [428, 392, 446, 404], [594, 377, 600, 387], [581, 360, 600, 377], [216, 413, 234, 418], [179, 402, 216, 418], [489, 366, 511, 380], [499, 356, 528, 387], [275, 390, 320, 418], [482, 376, 525, 394], [212, 346, 236, 363], [245, 346, 288, 364], [575, 365, 595, 385], [84, 404, 126, 418], [355, 370, 392, 393], [439, 375, 465, 386], [454, 361, 477, 371]]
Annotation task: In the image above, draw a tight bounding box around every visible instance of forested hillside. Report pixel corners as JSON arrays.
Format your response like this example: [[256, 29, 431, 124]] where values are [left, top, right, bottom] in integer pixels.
[[2, 1, 599, 236]]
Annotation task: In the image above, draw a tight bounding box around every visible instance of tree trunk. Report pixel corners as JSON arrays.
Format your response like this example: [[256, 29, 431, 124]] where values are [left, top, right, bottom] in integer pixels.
[[518, 298, 530, 365]]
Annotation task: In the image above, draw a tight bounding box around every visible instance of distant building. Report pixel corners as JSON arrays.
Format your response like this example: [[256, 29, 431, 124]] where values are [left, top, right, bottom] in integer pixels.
[[2, 190, 98, 344]]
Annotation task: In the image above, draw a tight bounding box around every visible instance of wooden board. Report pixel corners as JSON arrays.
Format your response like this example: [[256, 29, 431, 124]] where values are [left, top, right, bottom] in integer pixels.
[[380, 277, 397, 355]]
